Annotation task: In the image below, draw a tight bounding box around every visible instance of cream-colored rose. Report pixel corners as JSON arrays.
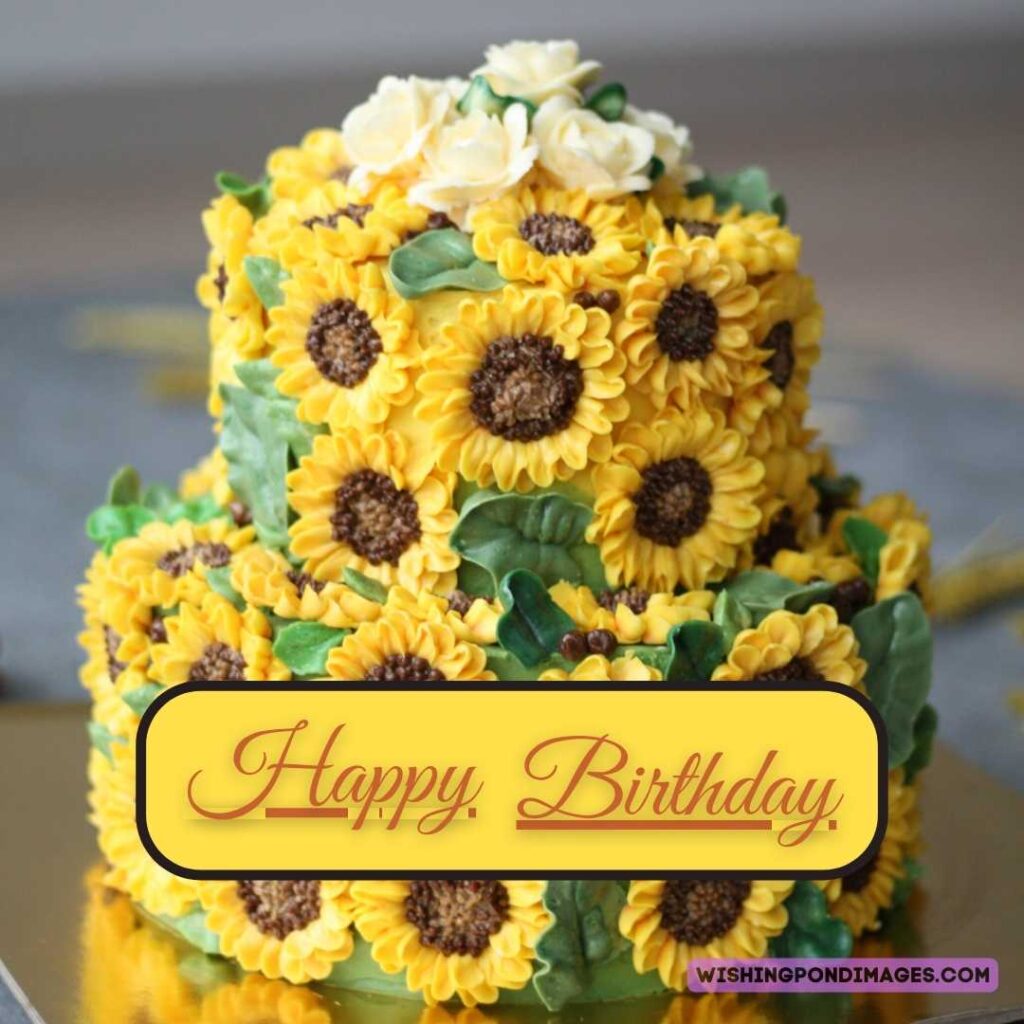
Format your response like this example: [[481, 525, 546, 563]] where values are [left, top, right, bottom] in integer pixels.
[[534, 96, 655, 199], [408, 104, 538, 215], [342, 76, 454, 184], [472, 39, 601, 103], [622, 104, 701, 185]]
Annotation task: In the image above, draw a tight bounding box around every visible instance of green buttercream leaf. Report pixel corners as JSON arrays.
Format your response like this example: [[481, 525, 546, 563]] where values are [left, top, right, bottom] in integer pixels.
[[204, 566, 245, 609], [688, 165, 787, 223], [770, 881, 854, 958], [903, 703, 938, 783], [141, 483, 177, 516], [585, 82, 627, 121], [712, 589, 752, 652], [161, 905, 222, 955], [496, 570, 575, 668], [647, 155, 666, 183], [342, 567, 388, 604], [162, 494, 228, 525], [842, 516, 888, 587], [852, 593, 932, 766], [106, 465, 141, 506], [388, 228, 505, 298], [457, 561, 497, 601], [87, 721, 126, 764], [721, 571, 835, 623], [456, 75, 537, 120], [243, 254, 289, 310], [890, 855, 924, 910], [811, 473, 861, 507], [272, 621, 350, 677], [533, 881, 629, 1011], [122, 682, 164, 716], [220, 358, 323, 549], [85, 503, 157, 554], [450, 488, 607, 593], [484, 645, 537, 680], [663, 620, 726, 681], [215, 170, 273, 219]]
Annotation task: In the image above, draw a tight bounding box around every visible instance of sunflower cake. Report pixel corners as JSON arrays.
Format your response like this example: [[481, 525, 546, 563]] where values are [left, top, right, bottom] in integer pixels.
[[79, 40, 936, 1010]]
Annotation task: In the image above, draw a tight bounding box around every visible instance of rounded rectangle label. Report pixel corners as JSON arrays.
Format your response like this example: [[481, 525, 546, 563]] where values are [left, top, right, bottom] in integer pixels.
[[137, 683, 885, 879]]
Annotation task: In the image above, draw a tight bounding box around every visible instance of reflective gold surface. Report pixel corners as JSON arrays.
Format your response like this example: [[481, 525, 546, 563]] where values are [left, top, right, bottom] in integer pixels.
[[1, 704, 1022, 1024]]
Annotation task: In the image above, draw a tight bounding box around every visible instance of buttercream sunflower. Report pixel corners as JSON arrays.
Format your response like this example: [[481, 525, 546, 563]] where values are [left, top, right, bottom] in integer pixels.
[[179, 447, 235, 507], [550, 582, 714, 645], [88, 742, 199, 917], [326, 609, 494, 681], [231, 544, 384, 628], [196, 194, 261, 321], [831, 770, 920, 937], [267, 127, 351, 201], [287, 429, 459, 593], [350, 879, 551, 1006], [470, 183, 643, 292], [587, 408, 764, 591], [416, 287, 628, 491], [711, 604, 866, 689], [828, 491, 926, 548], [149, 592, 289, 684], [877, 519, 933, 605], [108, 517, 256, 608], [618, 238, 761, 406], [642, 193, 800, 276], [269, 259, 418, 429], [539, 654, 663, 681], [619, 879, 793, 991], [387, 585, 501, 645], [199, 881, 354, 984]]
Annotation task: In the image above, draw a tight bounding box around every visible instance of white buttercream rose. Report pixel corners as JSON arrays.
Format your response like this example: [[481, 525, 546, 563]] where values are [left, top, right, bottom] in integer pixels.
[[534, 96, 656, 198], [342, 76, 455, 185], [408, 104, 538, 216], [622, 104, 701, 184], [473, 40, 601, 103]]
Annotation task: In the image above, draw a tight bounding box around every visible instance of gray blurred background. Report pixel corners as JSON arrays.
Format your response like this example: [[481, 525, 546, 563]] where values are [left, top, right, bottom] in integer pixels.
[[1, 1, 1022, 788]]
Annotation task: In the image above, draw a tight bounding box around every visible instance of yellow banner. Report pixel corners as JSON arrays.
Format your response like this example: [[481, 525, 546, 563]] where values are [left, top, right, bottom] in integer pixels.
[[138, 684, 884, 878]]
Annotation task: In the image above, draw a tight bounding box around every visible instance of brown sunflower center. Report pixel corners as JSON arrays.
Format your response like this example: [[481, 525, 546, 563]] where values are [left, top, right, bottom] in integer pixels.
[[829, 577, 873, 625], [403, 211, 457, 242], [188, 641, 246, 681], [148, 612, 167, 645], [305, 299, 382, 389], [519, 212, 595, 256], [405, 880, 510, 957], [469, 333, 584, 442], [286, 569, 326, 598], [841, 852, 879, 894], [664, 217, 720, 240], [753, 507, 800, 565], [633, 457, 713, 546], [754, 657, 824, 684], [598, 586, 650, 614], [302, 202, 373, 230], [157, 542, 232, 578], [446, 589, 474, 616], [214, 263, 229, 303], [364, 654, 446, 682], [655, 284, 719, 362], [659, 880, 751, 946], [103, 625, 126, 679], [331, 469, 422, 565], [237, 881, 322, 940], [763, 320, 795, 390]]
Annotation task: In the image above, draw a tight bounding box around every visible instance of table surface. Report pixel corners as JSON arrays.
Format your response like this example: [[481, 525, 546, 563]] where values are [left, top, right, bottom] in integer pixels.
[[0, 705, 1022, 1024]]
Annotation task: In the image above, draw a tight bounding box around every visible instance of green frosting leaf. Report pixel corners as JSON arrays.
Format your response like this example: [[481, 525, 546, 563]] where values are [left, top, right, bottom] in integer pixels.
[[388, 228, 506, 298], [688, 165, 787, 222], [585, 82, 627, 121], [204, 566, 245, 609], [663, 620, 726, 681], [496, 570, 575, 668], [243, 254, 289, 310], [140, 482, 177, 516], [889, 855, 924, 910], [533, 881, 629, 1010], [484, 645, 536, 680], [852, 594, 932, 766], [810, 472, 861, 508], [450, 488, 607, 593], [160, 905, 222, 955], [456, 74, 537, 120], [903, 702, 938, 783], [770, 881, 854, 958], [87, 721, 126, 764], [456, 560, 497, 601], [842, 516, 888, 587], [85, 503, 157, 554], [272, 621, 350, 677], [712, 588, 752, 652], [647, 155, 666, 183], [220, 358, 323, 549], [106, 465, 141, 506], [721, 571, 836, 623], [215, 170, 272, 219], [342, 567, 389, 604], [121, 682, 164, 716], [162, 494, 228, 525]]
